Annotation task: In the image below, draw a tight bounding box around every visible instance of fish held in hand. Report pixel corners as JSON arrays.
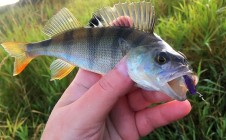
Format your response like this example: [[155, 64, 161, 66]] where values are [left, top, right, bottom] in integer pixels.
[[1, 2, 198, 101]]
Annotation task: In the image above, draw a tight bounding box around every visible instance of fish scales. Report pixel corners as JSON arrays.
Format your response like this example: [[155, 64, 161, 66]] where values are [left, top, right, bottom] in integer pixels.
[[27, 27, 158, 73]]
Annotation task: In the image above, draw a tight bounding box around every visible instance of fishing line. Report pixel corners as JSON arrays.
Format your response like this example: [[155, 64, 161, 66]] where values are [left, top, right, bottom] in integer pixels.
[[196, 92, 209, 105]]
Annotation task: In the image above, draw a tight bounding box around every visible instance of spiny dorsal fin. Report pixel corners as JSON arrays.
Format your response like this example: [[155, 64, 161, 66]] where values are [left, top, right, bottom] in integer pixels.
[[87, 14, 104, 28], [43, 8, 80, 37], [93, 2, 155, 33], [50, 59, 75, 80]]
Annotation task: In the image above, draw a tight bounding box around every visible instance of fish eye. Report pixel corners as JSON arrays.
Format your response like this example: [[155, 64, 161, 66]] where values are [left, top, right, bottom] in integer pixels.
[[155, 52, 168, 65]]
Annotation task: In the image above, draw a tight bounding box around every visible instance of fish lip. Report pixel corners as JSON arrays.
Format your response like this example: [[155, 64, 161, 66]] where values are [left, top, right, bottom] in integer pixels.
[[165, 72, 197, 101], [166, 77, 187, 101], [158, 66, 192, 84]]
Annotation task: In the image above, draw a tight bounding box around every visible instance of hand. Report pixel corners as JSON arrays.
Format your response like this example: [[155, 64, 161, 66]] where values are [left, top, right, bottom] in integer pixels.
[[41, 58, 191, 140]]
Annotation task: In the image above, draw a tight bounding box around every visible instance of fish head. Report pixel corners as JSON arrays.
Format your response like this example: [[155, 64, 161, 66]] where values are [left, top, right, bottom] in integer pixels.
[[127, 34, 198, 101]]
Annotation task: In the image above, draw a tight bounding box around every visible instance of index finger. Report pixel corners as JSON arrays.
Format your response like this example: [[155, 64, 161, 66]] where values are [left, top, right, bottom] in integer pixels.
[[128, 89, 172, 111], [136, 100, 191, 136], [55, 69, 102, 108], [69, 58, 134, 125]]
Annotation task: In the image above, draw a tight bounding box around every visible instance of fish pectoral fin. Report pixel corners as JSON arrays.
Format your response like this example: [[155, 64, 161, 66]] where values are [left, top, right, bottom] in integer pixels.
[[118, 38, 130, 55], [50, 59, 75, 81], [1, 42, 33, 75], [93, 2, 155, 33], [43, 8, 80, 37]]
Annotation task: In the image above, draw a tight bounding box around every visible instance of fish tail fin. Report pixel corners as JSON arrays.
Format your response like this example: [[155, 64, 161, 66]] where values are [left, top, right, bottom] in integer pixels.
[[1, 42, 33, 76]]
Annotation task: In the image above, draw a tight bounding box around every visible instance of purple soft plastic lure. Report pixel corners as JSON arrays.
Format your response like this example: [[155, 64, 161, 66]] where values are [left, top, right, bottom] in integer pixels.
[[183, 75, 196, 94], [184, 75, 209, 104]]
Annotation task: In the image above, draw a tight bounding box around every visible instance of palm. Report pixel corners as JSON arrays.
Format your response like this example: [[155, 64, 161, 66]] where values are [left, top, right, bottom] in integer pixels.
[[41, 69, 191, 140], [89, 95, 138, 140], [101, 88, 174, 140], [107, 96, 139, 140]]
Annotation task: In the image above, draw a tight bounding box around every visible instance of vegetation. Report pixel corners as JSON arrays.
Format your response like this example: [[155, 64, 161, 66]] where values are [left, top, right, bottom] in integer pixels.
[[0, 0, 225, 139]]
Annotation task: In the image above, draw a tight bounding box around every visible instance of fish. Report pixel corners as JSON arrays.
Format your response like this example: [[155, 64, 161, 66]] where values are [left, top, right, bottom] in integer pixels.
[[1, 2, 198, 101]]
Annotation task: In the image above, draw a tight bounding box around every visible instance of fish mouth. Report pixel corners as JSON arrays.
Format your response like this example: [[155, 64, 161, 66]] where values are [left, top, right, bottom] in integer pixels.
[[166, 74, 198, 101]]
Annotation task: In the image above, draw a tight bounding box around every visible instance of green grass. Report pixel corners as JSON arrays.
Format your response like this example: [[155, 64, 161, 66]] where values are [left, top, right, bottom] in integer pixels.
[[0, 0, 226, 139]]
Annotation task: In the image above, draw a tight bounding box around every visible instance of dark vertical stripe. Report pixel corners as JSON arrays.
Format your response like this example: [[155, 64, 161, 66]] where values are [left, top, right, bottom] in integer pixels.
[[110, 28, 133, 68], [87, 28, 106, 69], [27, 39, 52, 56], [63, 30, 74, 61], [41, 39, 52, 54], [87, 28, 95, 69], [94, 28, 106, 47], [26, 43, 36, 56], [41, 39, 52, 55], [40, 39, 52, 47], [132, 33, 148, 47]]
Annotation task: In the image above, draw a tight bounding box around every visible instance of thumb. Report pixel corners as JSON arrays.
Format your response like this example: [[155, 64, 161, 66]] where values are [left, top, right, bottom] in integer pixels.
[[71, 57, 134, 123]]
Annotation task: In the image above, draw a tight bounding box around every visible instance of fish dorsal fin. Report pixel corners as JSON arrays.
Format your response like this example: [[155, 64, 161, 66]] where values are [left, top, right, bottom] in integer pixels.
[[43, 8, 80, 37], [87, 14, 104, 28], [93, 2, 155, 33], [50, 59, 75, 80]]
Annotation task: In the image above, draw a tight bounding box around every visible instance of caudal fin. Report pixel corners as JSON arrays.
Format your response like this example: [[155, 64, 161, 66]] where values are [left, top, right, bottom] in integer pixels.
[[1, 42, 33, 76]]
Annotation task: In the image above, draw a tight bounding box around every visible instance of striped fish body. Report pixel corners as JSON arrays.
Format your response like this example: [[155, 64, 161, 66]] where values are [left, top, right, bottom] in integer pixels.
[[1, 3, 159, 80], [1, 2, 198, 101], [27, 27, 159, 74]]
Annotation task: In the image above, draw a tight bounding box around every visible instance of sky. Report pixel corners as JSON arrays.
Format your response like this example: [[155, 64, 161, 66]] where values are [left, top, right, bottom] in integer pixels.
[[0, 0, 19, 7]]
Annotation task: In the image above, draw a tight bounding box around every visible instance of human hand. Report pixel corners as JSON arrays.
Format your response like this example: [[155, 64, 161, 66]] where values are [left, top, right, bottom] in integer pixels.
[[41, 58, 191, 140]]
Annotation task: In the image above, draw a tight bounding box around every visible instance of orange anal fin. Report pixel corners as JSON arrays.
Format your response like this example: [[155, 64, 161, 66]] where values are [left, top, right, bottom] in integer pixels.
[[50, 59, 75, 81]]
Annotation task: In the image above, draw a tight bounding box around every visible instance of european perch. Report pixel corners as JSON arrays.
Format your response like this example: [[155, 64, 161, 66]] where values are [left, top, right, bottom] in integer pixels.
[[1, 2, 198, 101]]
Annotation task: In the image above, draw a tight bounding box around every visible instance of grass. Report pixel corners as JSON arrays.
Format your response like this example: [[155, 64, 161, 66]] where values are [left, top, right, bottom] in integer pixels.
[[0, 0, 226, 139]]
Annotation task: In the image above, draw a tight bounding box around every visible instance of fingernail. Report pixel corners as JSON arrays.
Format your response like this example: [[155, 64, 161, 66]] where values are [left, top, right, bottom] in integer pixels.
[[115, 57, 129, 77]]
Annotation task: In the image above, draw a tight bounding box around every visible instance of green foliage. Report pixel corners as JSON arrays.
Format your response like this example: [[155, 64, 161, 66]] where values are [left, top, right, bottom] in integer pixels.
[[0, 0, 225, 139]]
